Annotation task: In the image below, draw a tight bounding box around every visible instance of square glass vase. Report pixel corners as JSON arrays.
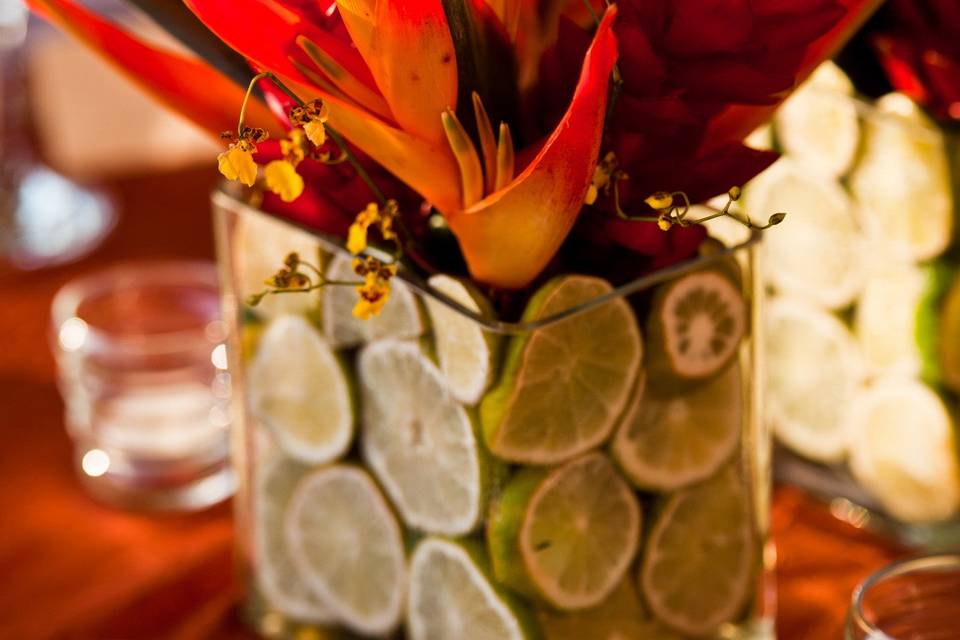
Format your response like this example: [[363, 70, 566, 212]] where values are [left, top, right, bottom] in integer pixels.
[[749, 82, 960, 548], [213, 188, 773, 640]]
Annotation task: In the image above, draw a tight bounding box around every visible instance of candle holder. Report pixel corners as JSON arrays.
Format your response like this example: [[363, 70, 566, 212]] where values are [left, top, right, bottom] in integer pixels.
[[51, 260, 234, 510]]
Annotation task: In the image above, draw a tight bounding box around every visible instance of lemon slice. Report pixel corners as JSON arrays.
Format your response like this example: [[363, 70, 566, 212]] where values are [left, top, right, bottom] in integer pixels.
[[407, 538, 533, 640], [612, 363, 741, 491], [855, 262, 927, 377], [286, 465, 406, 636], [481, 276, 642, 465], [774, 61, 860, 179], [359, 339, 491, 535], [645, 268, 746, 386], [745, 159, 866, 309], [424, 274, 498, 405], [846, 378, 960, 523], [235, 210, 322, 318], [640, 465, 754, 636], [487, 452, 641, 610], [849, 93, 953, 262], [538, 578, 682, 640], [322, 253, 422, 348], [248, 315, 353, 464], [765, 298, 864, 462], [253, 458, 335, 623]]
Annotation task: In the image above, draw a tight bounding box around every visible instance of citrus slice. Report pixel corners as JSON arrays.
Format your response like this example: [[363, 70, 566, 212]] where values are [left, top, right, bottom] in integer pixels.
[[774, 61, 860, 178], [481, 276, 642, 465], [285, 465, 406, 636], [248, 315, 353, 464], [745, 158, 865, 309], [640, 465, 754, 636], [407, 538, 533, 640], [322, 253, 422, 348], [645, 268, 746, 386], [487, 452, 641, 610], [849, 92, 953, 262], [235, 210, 322, 318], [359, 339, 491, 535], [424, 274, 498, 405], [253, 458, 335, 623], [928, 268, 960, 393], [538, 578, 682, 640], [845, 378, 960, 523], [612, 363, 742, 491], [854, 261, 926, 377], [916, 261, 957, 387], [765, 298, 864, 463]]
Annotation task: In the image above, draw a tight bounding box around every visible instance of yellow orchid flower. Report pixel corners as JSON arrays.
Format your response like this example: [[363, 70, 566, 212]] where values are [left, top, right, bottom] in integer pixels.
[[217, 141, 257, 187]]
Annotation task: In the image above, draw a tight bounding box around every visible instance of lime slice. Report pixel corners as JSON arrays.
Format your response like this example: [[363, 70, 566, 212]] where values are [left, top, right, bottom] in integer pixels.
[[746, 159, 866, 309], [846, 378, 960, 523], [248, 315, 353, 464], [645, 268, 746, 386], [538, 578, 682, 640], [286, 465, 406, 635], [235, 210, 322, 318], [322, 254, 422, 348], [253, 458, 335, 623], [640, 465, 754, 636], [855, 262, 927, 377], [931, 269, 960, 393], [359, 339, 492, 535], [487, 452, 641, 610], [481, 276, 642, 465], [407, 538, 533, 640], [849, 93, 953, 262], [765, 298, 864, 462], [916, 261, 957, 387], [424, 274, 498, 405], [774, 61, 860, 178], [612, 363, 742, 491]]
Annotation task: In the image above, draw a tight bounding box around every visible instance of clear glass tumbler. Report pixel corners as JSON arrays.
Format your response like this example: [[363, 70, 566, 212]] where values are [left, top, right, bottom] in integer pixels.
[[214, 189, 773, 639], [51, 260, 234, 510], [846, 553, 960, 639]]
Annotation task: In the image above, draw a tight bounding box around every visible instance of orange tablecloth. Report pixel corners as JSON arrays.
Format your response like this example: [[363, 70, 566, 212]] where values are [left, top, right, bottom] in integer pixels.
[[0, 168, 905, 639]]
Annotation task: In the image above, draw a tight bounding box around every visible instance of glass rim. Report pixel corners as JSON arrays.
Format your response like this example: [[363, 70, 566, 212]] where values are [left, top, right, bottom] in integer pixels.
[[213, 188, 760, 335], [847, 552, 960, 639], [50, 259, 222, 356]]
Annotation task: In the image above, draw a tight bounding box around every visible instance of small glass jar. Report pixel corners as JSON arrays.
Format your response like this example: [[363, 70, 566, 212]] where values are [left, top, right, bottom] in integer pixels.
[[51, 260, 234, 510], [846, 553, 960, 639], [215, 189, 773, 639]]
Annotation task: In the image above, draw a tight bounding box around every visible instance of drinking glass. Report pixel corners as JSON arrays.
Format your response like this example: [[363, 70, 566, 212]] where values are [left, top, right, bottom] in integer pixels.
[[51, 260, 234, 510], [846, 553, 960, 640]]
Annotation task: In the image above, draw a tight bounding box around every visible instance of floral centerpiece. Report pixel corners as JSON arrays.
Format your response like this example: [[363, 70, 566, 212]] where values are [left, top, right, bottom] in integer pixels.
[[32, 0, 879, 637]]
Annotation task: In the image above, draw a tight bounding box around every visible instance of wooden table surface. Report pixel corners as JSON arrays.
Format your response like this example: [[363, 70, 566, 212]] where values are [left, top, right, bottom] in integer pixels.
[[0, 167, 904, 639]]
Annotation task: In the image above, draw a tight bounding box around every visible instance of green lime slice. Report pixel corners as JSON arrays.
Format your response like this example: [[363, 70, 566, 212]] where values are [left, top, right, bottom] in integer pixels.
[[765, 298, 864, 462], [645, 268, 746, 386], [235, 210, 323, 318], [424, 274, 499, 405], [855, 262, 927, 377], [746, 158, 866, 309], [253, 458, 335, 623], [407, 538, 534, 640], [774, 61, 860, 179], [481, 276, 642, 465], [538, 578, 682, 640], [488, 452, 641, 610], [248, 315, 353, 464], [321, 254, 422, 348], [640, 465, 755, 636], [932, 269, 960, 393], [849, 92, 953, 262], [916, 261, 957, 387], [285, 465, 406, 636], [359, 339, 495, 535], [846, 378, 960, 523], [612, 362, 742, 491]]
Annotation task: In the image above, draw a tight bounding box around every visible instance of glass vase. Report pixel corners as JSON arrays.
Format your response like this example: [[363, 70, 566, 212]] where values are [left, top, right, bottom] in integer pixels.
[[744, 62, 960, 547], [214, 188, 772, 639]]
